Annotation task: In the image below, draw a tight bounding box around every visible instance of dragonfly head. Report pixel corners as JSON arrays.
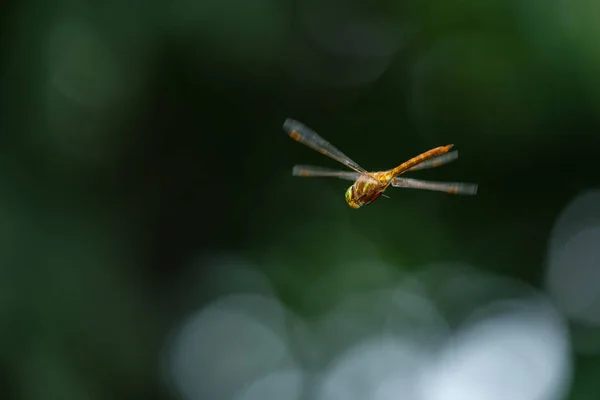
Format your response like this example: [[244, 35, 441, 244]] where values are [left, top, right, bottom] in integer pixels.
[[345, 186, 361, 209]]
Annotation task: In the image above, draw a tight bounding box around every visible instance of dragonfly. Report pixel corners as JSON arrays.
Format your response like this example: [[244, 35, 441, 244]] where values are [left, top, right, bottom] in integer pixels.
[[284, 118, 478, 209]]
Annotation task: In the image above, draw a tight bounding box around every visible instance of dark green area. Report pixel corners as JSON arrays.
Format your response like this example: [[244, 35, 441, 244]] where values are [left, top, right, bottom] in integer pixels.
[[1, 0, 599, 398]]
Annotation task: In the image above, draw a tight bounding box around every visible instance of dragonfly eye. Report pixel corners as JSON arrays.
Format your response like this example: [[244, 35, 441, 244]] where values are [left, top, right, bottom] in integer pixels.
[[345, 186, 360, 209]]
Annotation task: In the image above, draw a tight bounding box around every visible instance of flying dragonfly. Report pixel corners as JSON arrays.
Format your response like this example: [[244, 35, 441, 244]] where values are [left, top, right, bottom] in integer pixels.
[[284, 118, 478, 209]]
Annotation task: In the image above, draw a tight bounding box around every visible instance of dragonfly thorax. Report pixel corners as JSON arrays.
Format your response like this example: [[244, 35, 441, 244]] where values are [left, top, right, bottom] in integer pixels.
[[345, 178, 387, 209]]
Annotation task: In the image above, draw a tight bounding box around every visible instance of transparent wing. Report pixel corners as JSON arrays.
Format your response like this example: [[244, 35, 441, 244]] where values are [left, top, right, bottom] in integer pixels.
[[292, 165, 361, 181], [405, 151, 458, 172], [392, 177, 478, 195], [284, 119, 369, 175]]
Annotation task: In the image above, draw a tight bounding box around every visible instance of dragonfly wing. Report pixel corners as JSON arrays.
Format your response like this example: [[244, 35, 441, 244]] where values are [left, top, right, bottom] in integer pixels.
[[392, 177, 478, 195], [284, 119, 369, 175], [292, 165, 360, 182], [405, 151, 458, 172]]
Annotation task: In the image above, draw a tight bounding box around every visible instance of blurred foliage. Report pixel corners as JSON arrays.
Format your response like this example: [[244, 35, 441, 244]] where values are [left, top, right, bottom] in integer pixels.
[[1, 0, 600, 399]]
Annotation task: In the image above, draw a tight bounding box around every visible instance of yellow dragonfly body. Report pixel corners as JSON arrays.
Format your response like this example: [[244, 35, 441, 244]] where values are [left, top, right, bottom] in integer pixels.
[[284, 119, 477, 208]]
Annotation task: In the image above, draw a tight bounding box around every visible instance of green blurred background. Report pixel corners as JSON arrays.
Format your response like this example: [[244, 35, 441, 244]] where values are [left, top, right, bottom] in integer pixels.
[[2, 0, 600, 399]]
